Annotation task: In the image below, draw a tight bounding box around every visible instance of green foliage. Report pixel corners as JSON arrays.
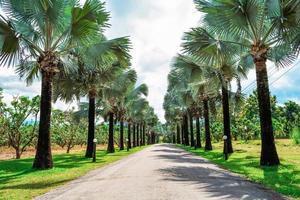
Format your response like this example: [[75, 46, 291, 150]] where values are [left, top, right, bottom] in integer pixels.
[[291, 127, 300, 145], [0, 93, 40, 159], [51, 109, 87, 153], [0, 146, 148, 200], [178, 139, 300, 199]]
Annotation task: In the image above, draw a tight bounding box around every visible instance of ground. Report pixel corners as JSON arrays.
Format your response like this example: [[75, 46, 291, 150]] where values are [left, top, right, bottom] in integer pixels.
[[36, 144, 285, 200], [179, 139, 300, 199], [0, 146, 146, 200]]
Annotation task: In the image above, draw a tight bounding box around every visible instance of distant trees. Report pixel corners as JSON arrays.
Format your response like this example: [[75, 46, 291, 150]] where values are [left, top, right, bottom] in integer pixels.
[[51, 109, 87, 153], [0, 90, 40, 159], [163, 0, 300, 166], [0, 1, 159, 166]]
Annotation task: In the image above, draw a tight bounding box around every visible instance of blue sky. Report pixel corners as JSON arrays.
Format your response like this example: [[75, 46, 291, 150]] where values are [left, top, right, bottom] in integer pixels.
[[0, 0, 300, 122]]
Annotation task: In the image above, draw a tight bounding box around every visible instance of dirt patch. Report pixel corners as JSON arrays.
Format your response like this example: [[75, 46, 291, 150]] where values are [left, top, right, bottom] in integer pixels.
[[0, 145, 107, 160]]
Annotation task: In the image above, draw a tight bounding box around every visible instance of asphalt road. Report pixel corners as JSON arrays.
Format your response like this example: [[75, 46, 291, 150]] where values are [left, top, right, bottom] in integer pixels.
[[36, 144, 286, 200]]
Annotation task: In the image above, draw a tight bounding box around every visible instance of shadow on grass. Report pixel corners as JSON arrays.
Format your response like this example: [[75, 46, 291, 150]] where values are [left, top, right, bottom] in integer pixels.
[[0, 150, 108, 185], [0, 178, 73, 190], [177, 145, 300, 198]]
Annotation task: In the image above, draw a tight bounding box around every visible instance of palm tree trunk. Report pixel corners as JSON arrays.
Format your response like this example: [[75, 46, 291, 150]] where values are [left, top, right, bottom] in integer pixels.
[[107, 112, 115, 153], [140, 124, 142, 145], [137, 124, 139, 145], [33, 73, 53, 169], [128, 123, 131, 149], [189, 112, 194, 147], [222, 81, 233, 153], [196, 116, 201, 148], [176, 123, 180, 144], [120, 120, 124, 150], [203, 99, 212, 151], [181, 122, 184, 144], [133, 123, 136, 147], [254, 58, 280, 166], [183, 114, 189, 146], [142, 124, 146, 145], [85, 93, 95, 158], [147, 132, 150, 145]]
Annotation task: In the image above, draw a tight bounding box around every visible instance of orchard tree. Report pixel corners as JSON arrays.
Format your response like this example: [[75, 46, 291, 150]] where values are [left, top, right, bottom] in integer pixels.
[[2, 95, 40, 159], [52, 109, 87, 153]]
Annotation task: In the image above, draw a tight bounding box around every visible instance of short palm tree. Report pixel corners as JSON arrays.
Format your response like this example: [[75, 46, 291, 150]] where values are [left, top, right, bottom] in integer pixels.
[[0, 0, 110, 169]]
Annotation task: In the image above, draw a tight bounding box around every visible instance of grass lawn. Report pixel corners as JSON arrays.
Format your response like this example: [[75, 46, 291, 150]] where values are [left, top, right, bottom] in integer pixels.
[[178, 139, 300, 200], [0, 146, 148, 200]]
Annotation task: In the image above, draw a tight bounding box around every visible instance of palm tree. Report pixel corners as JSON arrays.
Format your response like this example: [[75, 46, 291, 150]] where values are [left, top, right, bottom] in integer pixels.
[[144, 107, 159, 144], [182, 28, 252, 154], [170, 54, 221, 150], [53, 37, 131, 157], [102, 69, 137, 153], [129, 97, 149, 145], [116, 83, 148, 149], [0, 0, 110, 169], [193, 0, 300, 165], [163, 92, 183, 144]]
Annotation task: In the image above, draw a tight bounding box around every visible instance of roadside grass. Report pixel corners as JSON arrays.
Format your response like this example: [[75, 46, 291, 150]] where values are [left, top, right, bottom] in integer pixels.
[[178, 139, 300, 200], [0, 146, 148, 200]]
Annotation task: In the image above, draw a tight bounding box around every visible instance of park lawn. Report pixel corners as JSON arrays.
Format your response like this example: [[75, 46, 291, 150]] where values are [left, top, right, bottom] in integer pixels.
[[0, 146, 148, 200], [178, 139, 300, 200]]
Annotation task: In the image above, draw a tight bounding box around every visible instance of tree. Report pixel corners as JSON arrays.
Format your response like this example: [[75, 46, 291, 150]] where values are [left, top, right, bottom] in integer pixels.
[[102, 69, 137, 153], [168, 55, 220, 150], [193, 0, 300, 165], [117, 83, 148, 149], [53, 36, 131, 157], [0, 0, 110, 169], [1, 95, 40, 159], [52, 109, 87, 153], [182, 27, 254, 153]]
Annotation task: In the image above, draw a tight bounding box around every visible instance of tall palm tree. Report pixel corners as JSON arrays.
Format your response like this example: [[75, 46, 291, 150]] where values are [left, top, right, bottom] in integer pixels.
[[182, 29, 252, 154], [193, 0, 300, 166], [0, 0, 110, 169], [171, 54, 220, 150], [118, 84, 148, 149], [53, 36, 131, 157], [102, 69, 137, 153]]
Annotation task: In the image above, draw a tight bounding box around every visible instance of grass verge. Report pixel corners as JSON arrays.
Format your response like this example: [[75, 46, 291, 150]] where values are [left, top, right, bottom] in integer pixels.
[[0, 146, 148, 200], [177, 140, 300, 200]]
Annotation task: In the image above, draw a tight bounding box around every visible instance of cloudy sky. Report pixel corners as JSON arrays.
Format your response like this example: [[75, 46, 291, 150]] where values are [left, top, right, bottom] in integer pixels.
[[1, 0, 300, 122]]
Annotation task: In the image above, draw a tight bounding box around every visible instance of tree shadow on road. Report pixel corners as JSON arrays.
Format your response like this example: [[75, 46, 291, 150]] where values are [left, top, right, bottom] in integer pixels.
[[153, 144, 288, 200]]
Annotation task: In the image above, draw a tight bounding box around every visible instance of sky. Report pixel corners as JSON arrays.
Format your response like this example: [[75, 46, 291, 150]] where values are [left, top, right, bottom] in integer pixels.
[[1, 0, 300, 122]]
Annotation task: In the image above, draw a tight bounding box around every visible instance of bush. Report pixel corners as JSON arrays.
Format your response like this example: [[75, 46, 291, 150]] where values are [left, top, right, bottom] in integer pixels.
[[291, 127, 300, 144]]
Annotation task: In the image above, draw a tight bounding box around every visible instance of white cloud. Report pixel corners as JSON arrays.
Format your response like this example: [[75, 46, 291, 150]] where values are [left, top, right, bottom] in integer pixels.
[[3, 1, 300, 124], [105, 0, 201, 122]]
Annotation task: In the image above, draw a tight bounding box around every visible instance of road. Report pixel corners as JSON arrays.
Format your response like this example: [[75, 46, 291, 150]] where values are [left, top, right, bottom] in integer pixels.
[[36, 144, 286, 200]]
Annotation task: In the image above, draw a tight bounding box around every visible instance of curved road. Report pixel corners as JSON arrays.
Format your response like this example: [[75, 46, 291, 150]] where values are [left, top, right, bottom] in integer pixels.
[[36, 144, 285, 200]]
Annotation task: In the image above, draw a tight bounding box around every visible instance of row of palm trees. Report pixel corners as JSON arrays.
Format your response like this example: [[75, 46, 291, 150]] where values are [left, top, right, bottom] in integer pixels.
[[0, 0, 158, 169], [164, 0, 300, 166]]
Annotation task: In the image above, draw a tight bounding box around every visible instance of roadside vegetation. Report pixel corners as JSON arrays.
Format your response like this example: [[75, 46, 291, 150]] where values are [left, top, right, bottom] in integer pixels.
[[0, 146, 147, 200], [163, 0, 300, 198], [178, 140, 300, 199]]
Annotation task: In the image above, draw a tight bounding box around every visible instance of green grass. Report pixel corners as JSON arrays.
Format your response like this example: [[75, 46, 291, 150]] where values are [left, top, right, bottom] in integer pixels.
[[178, 139, 300, 200], [0, 146, 148, 200]]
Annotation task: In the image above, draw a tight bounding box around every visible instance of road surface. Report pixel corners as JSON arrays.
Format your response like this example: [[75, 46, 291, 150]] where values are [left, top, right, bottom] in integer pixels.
[[36, 144, 286, 200]]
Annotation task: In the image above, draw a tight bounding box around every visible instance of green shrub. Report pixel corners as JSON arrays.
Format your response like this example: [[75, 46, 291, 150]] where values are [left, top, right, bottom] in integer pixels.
[[291, 127, 300, 144]]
